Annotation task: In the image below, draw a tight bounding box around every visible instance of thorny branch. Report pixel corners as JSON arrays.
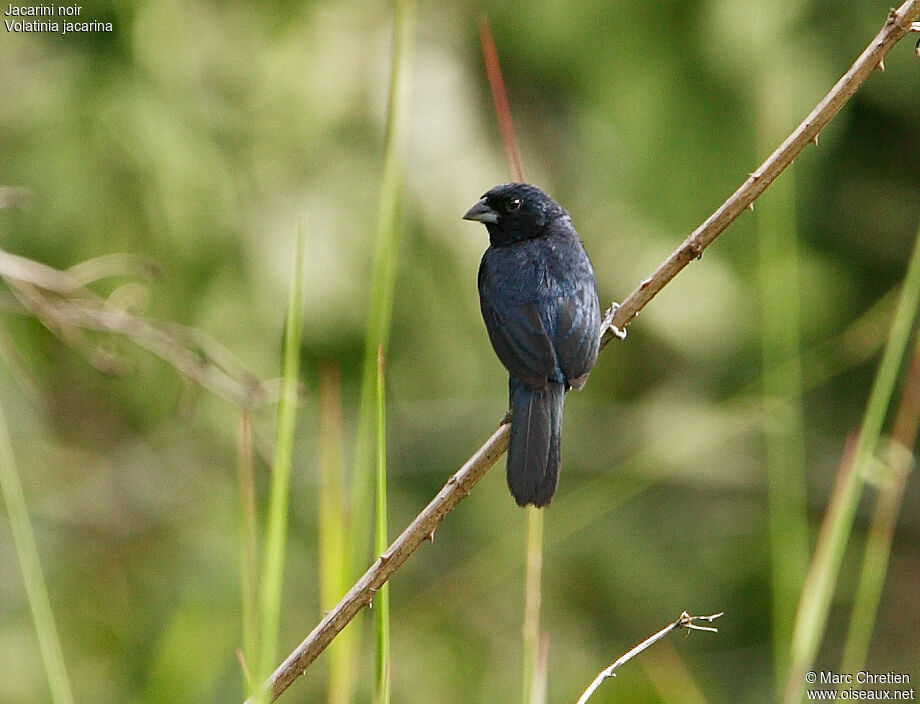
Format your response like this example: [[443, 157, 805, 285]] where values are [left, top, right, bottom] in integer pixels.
[[602, 3, 920, 349], [247, 2, 920, 701]]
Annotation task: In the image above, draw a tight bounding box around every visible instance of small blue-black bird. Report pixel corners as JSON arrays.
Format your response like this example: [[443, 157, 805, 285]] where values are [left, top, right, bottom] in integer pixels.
[[463, 183, 601, 507]]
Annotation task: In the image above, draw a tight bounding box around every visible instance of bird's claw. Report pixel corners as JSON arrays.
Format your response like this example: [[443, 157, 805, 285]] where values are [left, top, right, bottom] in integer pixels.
[[499, 407, 513, 426], [603, 302, 627, 340]]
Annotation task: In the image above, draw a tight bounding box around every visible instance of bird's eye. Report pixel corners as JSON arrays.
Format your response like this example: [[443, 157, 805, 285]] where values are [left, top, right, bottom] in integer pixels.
[[506, 198, 522, 212]]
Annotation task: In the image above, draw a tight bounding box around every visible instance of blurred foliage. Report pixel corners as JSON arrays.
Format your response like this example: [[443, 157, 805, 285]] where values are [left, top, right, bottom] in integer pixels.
[[2, 1, 920, 702]]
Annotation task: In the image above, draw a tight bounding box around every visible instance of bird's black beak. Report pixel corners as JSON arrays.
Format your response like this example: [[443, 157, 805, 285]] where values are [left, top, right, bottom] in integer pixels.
[[462, 198, 499, 224]]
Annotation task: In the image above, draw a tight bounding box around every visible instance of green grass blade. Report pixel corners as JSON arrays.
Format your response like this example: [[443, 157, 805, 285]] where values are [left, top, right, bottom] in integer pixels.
[[317, 362, 355, 704], [237, 409, 259, 688], [0, 397, 75, 704], [784, 219, 920, 703], [374, 345, 391, 704], [342, 3, 415, 698], [254, 221, 308, 701], [522, 507, 544, 704], [839, 450, 911, 674], [349, 0, 416, 555], [840, 338, 920, 673], [754, 67, 809, 686]]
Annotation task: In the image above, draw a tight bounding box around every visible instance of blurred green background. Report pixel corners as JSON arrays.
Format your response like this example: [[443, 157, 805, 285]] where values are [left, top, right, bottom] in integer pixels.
[[2, 0, 920, 702]]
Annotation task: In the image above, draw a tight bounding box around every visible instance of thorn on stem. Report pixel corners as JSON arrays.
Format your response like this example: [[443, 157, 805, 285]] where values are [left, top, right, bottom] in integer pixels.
[[811, 133, 820, 146], [877, 58, 885, 71]]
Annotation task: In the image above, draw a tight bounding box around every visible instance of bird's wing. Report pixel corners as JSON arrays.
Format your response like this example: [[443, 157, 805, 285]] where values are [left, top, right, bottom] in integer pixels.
[[478, 255, 559, 390], [553, 279, 600, 388], [480, 294, 559, 390]]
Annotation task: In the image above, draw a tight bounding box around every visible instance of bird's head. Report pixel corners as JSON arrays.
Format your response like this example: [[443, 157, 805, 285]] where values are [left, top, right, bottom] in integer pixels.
[[462, 182, 567, 246]]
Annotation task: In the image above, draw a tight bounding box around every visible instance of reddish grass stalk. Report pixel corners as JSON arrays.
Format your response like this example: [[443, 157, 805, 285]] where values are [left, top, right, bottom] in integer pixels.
[[478, 15, 525, 182]]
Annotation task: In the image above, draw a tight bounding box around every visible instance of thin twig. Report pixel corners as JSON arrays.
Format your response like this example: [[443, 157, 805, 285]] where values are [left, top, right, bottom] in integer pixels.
[[575, 612, 723, 704], [0, 249, 279, 407], [65, 253, 160, 287], [247, 4, 920, 700], [0, 249, 85, 294]]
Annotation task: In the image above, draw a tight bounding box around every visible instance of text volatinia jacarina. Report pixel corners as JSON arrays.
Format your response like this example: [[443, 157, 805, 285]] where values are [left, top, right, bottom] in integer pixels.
[[463, 183, 601, 507]]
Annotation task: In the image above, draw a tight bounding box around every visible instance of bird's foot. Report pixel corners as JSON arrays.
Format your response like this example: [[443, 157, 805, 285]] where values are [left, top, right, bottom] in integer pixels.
[[603, 302, 627, 340], [499, 407, 513, 426]]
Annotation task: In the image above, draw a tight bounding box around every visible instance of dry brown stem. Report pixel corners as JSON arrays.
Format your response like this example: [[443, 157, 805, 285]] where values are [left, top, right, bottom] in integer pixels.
[[0, 248, 277, 407]]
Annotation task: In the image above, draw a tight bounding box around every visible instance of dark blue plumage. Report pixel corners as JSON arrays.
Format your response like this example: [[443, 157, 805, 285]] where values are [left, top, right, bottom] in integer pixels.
[[463, 183, 601, 507]]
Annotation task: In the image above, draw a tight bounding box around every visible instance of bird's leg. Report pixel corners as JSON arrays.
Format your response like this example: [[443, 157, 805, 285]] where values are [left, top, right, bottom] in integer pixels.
[[603, 301, 627, 340]]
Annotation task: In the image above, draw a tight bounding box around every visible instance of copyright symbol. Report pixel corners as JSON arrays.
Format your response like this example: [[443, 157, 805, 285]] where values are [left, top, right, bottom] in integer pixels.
[[806, 671, 817, 684]]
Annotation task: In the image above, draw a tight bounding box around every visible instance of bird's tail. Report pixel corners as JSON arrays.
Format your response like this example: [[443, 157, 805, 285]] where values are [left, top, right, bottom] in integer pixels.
[[507, 376, 565, 507]]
